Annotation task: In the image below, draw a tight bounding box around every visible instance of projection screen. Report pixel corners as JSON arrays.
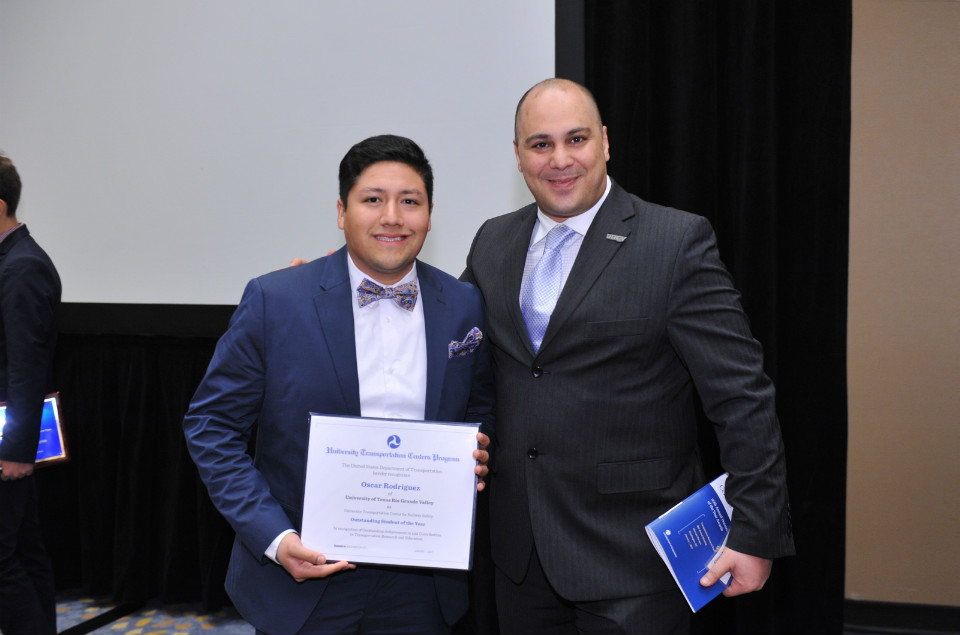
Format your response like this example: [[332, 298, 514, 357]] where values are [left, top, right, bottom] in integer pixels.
[[0, 1, 555, 304]]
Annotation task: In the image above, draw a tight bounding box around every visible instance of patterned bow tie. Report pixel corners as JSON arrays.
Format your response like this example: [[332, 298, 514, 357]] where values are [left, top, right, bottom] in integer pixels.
[[357, 278, 418, 311]]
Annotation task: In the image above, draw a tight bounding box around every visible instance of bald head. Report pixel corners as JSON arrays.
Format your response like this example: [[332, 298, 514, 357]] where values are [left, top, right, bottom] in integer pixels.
[[514, 78, 604, 142], [511, 78, 610, 221]]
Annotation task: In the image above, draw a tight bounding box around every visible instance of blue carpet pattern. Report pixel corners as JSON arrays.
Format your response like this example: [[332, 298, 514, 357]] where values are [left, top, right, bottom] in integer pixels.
[[54, 593, 254, 635]]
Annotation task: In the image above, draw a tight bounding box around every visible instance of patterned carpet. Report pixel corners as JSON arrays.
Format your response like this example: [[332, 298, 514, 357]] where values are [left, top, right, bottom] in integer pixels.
[[55, 593, 254, 635]]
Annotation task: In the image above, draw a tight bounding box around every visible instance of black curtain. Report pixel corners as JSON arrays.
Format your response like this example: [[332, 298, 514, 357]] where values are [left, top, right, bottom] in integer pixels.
[[37, 331, 234, 610], [583, 2, 850, 634]]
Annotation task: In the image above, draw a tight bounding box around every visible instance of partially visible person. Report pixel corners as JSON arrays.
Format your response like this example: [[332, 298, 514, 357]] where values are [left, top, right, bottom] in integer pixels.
[[183, 135, 494, 635], [461, 79, 794, 634], [0, 153, 60, 635]]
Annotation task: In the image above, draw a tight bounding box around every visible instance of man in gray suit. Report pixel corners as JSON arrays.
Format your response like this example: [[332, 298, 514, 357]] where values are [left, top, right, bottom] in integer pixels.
[[461, 78, 794, 634]]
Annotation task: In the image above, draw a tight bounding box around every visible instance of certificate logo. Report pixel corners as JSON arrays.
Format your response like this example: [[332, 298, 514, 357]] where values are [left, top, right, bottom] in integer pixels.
[[387, 435, 402, 449]]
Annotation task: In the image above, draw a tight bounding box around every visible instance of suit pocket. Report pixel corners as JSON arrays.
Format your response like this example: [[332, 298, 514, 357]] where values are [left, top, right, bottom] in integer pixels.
[[596, 457, 673, 494], [446, 352, 474, 366], [584, 318, 648, 339]]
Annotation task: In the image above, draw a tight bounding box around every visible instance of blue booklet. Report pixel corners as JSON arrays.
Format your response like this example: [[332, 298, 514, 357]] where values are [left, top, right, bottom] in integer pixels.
[[0, 393, 69, 465], [645, 473, 733, 611]]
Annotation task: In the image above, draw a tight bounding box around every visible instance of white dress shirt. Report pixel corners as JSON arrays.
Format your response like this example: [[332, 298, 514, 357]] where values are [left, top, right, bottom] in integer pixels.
[[346, 256, 428, 421]]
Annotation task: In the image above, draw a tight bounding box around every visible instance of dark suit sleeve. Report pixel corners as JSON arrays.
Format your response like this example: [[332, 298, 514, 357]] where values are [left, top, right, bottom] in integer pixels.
[[0, 255, 60, 463], [464, 299, 496, 441], [666, 216, 794, 559], [458, 242, 496, 445], [183, 278, 294, 559], [459, 219, 489, 287]]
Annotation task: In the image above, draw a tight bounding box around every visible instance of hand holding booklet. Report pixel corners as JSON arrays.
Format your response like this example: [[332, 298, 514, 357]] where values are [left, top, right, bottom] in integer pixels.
[[0, 393, 69, 467], [645, 473, 733, 612]]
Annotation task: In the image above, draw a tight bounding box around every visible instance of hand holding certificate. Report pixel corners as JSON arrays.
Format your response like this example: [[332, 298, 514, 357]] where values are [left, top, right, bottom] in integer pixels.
[[300, 414, 482, 570]]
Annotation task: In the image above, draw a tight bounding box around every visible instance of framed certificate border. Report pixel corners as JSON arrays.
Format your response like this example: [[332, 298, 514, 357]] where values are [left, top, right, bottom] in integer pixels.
[[0, 392, 69, 466], [300, 414, 480, 570]]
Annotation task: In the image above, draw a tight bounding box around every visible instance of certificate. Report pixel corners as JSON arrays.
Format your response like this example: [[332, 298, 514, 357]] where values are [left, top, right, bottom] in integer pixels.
[[300, 414, 480, 570]]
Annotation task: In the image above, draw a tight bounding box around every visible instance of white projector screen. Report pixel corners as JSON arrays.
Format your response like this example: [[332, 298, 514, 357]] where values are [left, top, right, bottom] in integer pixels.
[[0, 1, 554, 304]]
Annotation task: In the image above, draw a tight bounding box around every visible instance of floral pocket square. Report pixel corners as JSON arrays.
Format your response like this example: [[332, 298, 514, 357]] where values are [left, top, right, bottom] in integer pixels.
[[448, 327, 483, 359]]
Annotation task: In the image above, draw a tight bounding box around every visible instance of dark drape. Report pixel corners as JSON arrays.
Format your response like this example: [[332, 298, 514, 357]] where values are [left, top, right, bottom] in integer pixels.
[[584, 2, 850, 634], [37, 332, 234, 610]]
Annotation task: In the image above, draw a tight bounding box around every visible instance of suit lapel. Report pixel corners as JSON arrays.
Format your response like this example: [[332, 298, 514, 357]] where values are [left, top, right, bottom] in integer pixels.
[[538, 184, 635, 354], [419, 263, 450, 421], [313, 254, 455, 420], [313, 249, 361, 415]]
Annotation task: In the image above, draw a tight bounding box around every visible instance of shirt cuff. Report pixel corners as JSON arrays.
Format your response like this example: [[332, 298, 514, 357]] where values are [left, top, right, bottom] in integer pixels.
[[265, 529, 298, 564]]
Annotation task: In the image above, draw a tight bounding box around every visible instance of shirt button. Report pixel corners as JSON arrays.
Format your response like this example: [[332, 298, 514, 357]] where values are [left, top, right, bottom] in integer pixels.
[[527, 448, 539, 459], [531, 366, 543, 378]]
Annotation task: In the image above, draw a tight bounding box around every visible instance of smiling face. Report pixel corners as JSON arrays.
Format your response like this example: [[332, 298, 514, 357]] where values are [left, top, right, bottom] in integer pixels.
[[337, 161, 432, 285], [514, 81, 610, 221]]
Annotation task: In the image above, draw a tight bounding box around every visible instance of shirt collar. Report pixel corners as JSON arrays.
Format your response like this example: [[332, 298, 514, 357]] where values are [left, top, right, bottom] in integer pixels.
[[531, 176, 612, 245], [0, 222, 24, 245], [346, 253, 419, 292]]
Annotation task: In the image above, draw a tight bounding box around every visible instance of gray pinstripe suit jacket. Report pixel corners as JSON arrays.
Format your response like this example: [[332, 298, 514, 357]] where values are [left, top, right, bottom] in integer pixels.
[[462, 180, 794, 601]]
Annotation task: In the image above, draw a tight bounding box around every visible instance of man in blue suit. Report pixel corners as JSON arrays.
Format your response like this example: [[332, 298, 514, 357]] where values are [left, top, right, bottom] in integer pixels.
[[183, 135, 494, 635], [0, 154, 60, 635]]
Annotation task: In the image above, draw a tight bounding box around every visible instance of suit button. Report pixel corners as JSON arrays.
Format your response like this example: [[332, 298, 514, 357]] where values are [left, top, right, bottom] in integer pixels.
[[531, 366, 543, 378], [527, 448, 538, 459]]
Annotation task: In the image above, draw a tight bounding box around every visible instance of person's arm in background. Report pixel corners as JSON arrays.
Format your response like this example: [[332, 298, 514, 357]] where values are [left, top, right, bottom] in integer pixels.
[[0, 253, 60, 480]]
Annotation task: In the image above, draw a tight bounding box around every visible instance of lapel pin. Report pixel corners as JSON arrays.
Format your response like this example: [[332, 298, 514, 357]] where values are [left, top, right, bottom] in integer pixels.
[[605, 233, 627, 243]]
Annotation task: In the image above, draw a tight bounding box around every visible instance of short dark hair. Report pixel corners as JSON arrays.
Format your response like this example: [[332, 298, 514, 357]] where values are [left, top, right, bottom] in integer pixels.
[[338, 135, 433, 208], [0, 154, 22, 217]]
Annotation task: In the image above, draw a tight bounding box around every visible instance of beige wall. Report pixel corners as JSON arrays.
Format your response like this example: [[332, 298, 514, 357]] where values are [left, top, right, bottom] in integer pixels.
[[847, 0, 960, 606]]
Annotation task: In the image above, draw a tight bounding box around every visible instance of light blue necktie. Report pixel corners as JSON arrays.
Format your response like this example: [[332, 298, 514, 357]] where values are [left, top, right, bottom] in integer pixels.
[[521, 224, 576, 353]]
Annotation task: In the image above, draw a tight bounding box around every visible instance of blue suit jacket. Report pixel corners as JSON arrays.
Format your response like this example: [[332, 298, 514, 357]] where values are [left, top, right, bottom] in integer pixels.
[[183, 248, 494, 635], [0, 226, 61, 463]]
